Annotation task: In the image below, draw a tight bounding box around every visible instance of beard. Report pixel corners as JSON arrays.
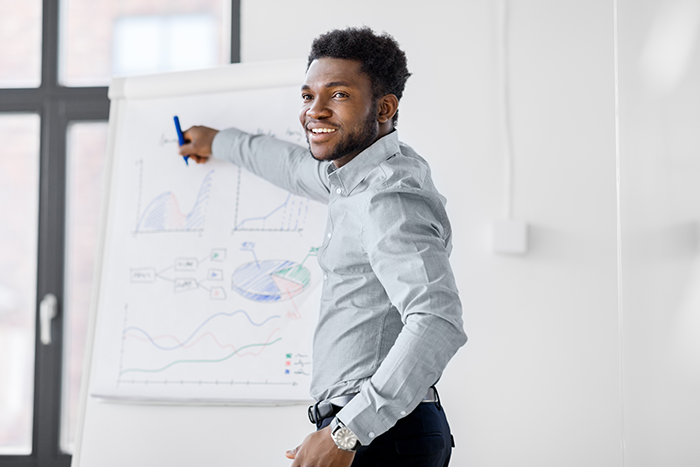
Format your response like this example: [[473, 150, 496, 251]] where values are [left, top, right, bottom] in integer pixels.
[[307, 104, 379, 162]]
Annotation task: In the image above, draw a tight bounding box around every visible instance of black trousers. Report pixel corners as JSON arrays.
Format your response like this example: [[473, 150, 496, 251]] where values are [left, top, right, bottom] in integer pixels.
[[316, 402, 453, 467]]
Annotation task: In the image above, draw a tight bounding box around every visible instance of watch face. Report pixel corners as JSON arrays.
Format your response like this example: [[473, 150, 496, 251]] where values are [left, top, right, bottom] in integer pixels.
[[334, 427, 359, 451]]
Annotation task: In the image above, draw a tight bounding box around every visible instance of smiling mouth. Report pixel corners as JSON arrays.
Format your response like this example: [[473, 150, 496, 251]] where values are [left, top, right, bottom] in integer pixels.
[[310, 128, 337, 134]]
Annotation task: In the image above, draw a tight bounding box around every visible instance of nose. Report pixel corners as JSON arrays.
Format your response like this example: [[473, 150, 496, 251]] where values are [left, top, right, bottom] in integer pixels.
[[305, 97, 331, 120]]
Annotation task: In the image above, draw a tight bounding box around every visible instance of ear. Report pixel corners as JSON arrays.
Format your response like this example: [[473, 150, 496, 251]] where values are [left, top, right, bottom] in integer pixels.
[[377, 94, 399, 124]]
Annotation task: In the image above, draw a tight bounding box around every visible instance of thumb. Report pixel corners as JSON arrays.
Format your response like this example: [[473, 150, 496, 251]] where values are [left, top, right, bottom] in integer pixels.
[[285, 445, 300, 459]]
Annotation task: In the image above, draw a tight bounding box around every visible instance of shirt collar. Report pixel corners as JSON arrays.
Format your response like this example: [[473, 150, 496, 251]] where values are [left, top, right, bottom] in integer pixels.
[[326, 131, 400, 194]]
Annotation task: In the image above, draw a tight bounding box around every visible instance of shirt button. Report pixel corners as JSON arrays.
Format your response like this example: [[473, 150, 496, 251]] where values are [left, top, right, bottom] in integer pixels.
[[323, 274, 328, 281], [368, 432, 376, 439], [400, 411, 406, 416], [335, 187, 342, 194], [327, 232, 332, 239]]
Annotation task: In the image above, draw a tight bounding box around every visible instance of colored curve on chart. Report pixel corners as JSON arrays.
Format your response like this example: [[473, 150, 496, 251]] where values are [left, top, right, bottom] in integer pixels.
[[125, 330, 270, 352], [136, 170, 214, 232], [122, 310, 280, 351], [119, 329, 282, 376], [232, 260, 311, 302], [233, 192, 309, 232]]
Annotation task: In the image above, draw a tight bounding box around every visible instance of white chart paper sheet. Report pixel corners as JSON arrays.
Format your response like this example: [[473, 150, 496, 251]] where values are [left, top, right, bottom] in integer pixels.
[[90, 82, 326, 403]]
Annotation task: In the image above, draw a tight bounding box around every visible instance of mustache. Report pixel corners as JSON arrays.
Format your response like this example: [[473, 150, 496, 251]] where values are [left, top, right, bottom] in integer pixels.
[[304, 121, 340, 131]]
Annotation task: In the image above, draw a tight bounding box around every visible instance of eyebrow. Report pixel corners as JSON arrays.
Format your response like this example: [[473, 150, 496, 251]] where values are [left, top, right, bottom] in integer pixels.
[[301, 81, 353, 91], [325, 81, 352, 88]]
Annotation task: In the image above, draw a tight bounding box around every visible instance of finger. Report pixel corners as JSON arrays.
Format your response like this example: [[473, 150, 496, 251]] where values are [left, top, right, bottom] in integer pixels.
[[284, 445, 300, 459], [178, 142, 195, 156], [182, 127, 195, 138], [178, 127, 201, 155]]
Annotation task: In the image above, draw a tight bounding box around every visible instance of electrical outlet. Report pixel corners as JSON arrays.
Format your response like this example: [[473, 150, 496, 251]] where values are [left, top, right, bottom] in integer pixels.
[[492, 220, 528, 254]]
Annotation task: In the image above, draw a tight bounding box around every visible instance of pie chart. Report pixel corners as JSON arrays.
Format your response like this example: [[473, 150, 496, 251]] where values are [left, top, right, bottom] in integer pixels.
[[231, 260, 311, 302]]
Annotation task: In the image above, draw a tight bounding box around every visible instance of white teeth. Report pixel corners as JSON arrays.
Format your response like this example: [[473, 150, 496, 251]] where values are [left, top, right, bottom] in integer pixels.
[[311, 128, 336, 134]]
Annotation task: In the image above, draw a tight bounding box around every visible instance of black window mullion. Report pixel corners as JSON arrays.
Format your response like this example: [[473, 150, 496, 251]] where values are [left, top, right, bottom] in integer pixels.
[[27, 0, 69, 464], [0, 90, 43, 112], [40, 0, 59, 93], [230, 0, 241, 64], [32, 97, 71, 467]]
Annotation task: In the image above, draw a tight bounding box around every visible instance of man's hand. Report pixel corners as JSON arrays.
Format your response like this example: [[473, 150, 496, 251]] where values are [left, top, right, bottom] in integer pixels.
[[178, 125, 219, 164], [285, 426, 355, 467]]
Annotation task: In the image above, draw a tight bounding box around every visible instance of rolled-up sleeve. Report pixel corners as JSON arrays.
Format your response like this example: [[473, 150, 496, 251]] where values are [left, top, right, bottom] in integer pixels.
[[337, 186, 467, 445]]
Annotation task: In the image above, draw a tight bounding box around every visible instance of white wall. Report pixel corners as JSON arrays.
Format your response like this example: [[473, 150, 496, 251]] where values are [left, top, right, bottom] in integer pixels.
[[239, 1, 623, 466], [73, 2, 700, 466], [618, 0, 700, 465]]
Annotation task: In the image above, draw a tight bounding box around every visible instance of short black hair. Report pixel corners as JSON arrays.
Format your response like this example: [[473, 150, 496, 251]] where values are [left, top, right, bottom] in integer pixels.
[[307, 27, 411, 126]]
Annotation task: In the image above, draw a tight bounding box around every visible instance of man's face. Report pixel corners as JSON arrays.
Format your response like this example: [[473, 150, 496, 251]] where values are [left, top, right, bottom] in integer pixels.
[[299, 58, 379, 167]]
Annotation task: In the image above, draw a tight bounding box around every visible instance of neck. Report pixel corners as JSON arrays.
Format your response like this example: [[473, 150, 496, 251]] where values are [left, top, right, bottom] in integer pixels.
[[332, 124, 394, 169]]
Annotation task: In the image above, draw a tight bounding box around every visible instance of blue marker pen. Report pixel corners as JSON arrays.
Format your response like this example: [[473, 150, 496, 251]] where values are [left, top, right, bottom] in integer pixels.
[[173, 116, 189, 165]]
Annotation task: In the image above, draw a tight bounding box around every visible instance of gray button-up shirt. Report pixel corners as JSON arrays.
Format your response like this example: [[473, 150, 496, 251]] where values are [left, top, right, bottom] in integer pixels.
[[213, 128, 467, 445]]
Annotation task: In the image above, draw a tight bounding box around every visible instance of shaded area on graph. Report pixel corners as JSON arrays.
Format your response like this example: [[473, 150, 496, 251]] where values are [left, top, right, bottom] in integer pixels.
[[233, 166, 310, 232], [136, 170, 214, 232]]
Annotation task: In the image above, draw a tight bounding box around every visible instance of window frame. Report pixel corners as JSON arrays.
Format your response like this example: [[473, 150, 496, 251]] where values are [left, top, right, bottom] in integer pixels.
[[0, 1, 240, 465]]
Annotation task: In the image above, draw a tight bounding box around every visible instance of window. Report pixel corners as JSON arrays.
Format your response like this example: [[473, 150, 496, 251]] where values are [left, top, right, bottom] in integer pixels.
[[0, 1, 239, 465], [0, 0, 42, 88], [0, 114, 41, 455], [59, 0, 231, 86]]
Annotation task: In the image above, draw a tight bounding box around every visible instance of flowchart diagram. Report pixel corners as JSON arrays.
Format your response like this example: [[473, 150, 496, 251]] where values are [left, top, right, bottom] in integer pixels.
[[129, 244, 319, 306], [130, 248, 229, 300]]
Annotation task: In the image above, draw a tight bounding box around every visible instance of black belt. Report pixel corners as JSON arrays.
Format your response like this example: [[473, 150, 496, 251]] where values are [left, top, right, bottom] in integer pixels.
[[308, 386, 439, 424]]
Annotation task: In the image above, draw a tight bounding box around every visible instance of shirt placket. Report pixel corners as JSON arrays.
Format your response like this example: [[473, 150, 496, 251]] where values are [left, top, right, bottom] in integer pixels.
[[320, 170, 343, 284]]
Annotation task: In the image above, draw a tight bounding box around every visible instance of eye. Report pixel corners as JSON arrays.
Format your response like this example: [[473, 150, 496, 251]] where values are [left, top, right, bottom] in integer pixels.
[[301, 93, 313, 102], [333, 92, 348, 99]]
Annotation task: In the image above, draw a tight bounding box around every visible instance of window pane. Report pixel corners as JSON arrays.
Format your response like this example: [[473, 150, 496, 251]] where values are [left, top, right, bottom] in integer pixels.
[[0, 114, 40, 454], [59, 0, 230, 86], [61, 122, 109, 453], [0, 0, 42, 87]]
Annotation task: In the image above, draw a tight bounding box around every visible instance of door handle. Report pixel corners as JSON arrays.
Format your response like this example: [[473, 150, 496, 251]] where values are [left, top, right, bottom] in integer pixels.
[[40, 293, 57, 345]]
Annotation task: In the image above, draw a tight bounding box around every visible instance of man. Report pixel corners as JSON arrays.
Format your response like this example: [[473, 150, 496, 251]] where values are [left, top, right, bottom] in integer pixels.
[[179, 27, 467, 467]]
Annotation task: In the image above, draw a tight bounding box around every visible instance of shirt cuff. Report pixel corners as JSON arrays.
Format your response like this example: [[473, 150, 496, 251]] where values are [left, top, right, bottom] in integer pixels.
[[336, 389, 393, 446]]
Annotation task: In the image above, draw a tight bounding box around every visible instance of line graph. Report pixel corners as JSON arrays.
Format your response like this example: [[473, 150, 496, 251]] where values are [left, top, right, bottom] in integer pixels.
[[123, 310, 281, 351], [125, 330, 266, 352], [232, 166, 310, 232], [117, 301, 291, 382], [135, 168, 214, 233], [119, 329, 282, 376]]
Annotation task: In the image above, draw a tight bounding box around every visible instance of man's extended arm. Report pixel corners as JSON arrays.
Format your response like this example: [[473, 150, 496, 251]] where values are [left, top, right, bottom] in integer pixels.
[[180, 126, 330, 203]]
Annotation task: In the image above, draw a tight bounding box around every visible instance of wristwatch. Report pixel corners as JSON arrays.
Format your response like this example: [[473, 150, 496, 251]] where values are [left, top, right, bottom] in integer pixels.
[[330, 417, 360, 452]]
